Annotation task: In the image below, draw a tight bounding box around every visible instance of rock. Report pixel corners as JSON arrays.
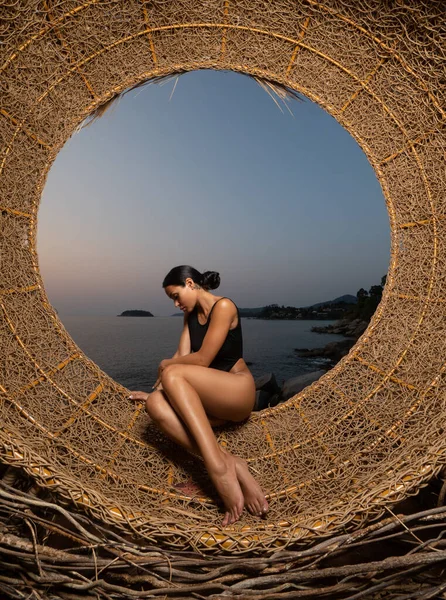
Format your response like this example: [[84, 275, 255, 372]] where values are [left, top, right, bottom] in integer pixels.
[[254, 372, 281, 395], [252, 373, 282, 411], [311, 325, 333, 333], [311, 319, 368, 338], [353, 321, 368, 337], [294, 347, 323, 357], [281, 370, 326, 401], [295, 339, 356, 360], [253, 390, 281, 411], [324, 339, 352, 352], [322, 339, 356, 360]]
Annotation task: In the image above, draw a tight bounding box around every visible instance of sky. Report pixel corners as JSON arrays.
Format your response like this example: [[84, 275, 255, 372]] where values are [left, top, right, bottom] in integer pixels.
[[37, 70, 390, 317]]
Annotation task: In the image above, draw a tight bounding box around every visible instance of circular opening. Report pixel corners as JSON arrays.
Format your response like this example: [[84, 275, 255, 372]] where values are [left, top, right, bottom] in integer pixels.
[[38, 70, 390, 394]]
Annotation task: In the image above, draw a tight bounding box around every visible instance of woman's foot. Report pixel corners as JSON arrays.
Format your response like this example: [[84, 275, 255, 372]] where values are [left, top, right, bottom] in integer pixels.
[[173, 459, 268, 517], [228, 452, 268, 517], [208, 451, 244, 527]]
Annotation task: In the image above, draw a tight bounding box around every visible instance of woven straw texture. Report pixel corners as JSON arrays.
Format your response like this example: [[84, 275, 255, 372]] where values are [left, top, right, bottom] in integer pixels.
[[0, 0, 445, 554]]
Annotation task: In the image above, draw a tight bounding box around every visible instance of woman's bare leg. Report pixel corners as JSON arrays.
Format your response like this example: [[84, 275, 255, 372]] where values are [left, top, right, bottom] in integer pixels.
[[142, 390, 268, 517], [145, 390, 199, 453], [158, 373, 241, 526], [159, 364, 268, 524]]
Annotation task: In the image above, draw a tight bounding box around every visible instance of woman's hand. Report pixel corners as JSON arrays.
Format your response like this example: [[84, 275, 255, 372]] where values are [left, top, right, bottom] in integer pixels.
[[128, 391, 150, 403]]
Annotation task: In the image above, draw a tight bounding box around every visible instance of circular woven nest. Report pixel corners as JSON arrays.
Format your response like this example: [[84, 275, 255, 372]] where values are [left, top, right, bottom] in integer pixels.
[[0, 0, 445, 554]]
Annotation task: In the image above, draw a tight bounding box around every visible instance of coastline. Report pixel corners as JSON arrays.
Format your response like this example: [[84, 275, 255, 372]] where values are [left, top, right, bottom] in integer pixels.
[[294, 318, 369, 368]]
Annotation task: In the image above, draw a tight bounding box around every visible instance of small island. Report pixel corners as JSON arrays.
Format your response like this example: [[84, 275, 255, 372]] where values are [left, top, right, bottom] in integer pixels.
[[118, 310, 154, 317]]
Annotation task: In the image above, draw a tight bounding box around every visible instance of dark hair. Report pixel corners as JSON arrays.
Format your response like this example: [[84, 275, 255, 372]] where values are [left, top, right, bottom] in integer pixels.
[[162, 265, 220, 291]]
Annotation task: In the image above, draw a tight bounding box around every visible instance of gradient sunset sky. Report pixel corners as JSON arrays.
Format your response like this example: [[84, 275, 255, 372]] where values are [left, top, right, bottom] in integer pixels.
[[37, 70, 390, 316]]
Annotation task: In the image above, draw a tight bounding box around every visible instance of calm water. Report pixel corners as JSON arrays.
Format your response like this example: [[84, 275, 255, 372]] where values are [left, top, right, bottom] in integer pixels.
[[61, 316, 346, 391]]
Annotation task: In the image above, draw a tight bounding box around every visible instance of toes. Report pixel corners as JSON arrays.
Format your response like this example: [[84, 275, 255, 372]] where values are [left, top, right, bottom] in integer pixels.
[[245, 499, 267, 517], [249, 499, 260, 516], [253, 500, 262, 516], [224, 509, 236, 526], [228, 505, 242, 525], [250, 499, 268, 517]]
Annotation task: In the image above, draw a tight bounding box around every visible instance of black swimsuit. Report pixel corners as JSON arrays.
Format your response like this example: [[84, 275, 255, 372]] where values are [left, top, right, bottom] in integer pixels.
[[188, 298, 243, 372]]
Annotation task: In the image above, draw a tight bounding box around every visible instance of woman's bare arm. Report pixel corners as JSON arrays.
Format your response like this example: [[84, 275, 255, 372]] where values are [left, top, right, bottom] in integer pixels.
[[154, 314, 191, 390], [174, 313, 191, 357]]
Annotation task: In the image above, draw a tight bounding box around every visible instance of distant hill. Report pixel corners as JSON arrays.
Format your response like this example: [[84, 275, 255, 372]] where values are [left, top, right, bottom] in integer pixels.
[[307, 295, 357, 309], [118, 310, 154, 317], [252, 295, 358, 321]]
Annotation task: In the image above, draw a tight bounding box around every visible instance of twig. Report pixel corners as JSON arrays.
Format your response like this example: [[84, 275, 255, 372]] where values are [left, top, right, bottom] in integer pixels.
[[23, 519, 42, 578]]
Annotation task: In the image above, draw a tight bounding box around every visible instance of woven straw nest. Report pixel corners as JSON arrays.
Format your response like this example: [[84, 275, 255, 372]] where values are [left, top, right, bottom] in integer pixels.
[[0, 0, 445, 557]]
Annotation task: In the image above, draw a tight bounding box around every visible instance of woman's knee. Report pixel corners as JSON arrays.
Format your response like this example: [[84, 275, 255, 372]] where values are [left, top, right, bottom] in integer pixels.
[[161, 364, 184, 387], [145, 390, 168, 420]]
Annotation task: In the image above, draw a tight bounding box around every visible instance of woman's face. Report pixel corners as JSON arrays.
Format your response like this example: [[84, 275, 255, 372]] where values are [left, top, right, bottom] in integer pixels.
[[165, 280, 196, 313]]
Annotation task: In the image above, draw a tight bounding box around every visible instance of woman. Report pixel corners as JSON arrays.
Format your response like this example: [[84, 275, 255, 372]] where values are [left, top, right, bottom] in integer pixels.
[[129, 265, 268, 527]]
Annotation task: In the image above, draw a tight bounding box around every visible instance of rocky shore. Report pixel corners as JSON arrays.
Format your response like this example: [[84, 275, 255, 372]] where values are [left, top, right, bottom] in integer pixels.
[[294, 318, 368, 365], [253, 370, 328, 411], [294, 319, 368, 370], [310, 317, 368, 338], [294, 338, 358, 363], [253, 318, 369, 411]]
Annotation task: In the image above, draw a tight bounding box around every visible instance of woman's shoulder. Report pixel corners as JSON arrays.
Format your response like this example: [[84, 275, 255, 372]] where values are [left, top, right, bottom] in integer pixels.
[[212, 297, 238, 315], [215, 296, 236, 306], [208, 297, 240, 329]]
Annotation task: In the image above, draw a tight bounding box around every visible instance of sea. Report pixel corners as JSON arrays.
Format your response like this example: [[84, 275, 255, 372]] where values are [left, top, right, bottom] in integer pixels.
[[61, 316, 346, 391]]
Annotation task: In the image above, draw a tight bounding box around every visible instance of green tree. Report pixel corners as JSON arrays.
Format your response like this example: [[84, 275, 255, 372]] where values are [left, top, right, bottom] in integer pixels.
[[348, 276, 387, 322], [369, 284, 383, 297], [357, 288, 369, 299]]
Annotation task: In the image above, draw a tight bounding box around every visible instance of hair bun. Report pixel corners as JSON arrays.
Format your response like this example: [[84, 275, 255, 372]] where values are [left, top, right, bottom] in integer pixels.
[[201, 271, 220, 290]]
